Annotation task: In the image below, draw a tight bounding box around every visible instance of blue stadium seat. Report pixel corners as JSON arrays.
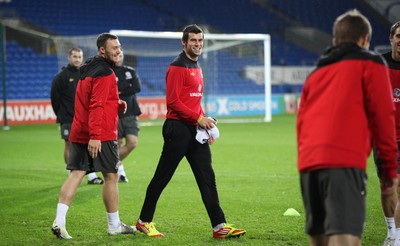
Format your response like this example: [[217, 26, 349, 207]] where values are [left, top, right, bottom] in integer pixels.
[[1, 41, 58, 100], [0, 0, 391, 99]]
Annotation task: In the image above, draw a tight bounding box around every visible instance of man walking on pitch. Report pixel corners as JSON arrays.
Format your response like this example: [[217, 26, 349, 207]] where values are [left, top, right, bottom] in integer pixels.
[[50, 47, 104, 185], [51, 33, 135, 239], [297, 10, 398, 246], [135, 24, 246, 239]]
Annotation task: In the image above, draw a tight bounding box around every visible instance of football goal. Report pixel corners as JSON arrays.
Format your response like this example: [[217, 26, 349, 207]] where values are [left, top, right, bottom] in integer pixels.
[[53, 30, 271, 121]]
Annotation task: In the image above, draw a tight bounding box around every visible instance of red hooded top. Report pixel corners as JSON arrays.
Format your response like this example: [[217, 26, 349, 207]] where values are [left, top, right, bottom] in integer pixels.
[[69, 56, 120, 143], [297, 43, 397, 179]]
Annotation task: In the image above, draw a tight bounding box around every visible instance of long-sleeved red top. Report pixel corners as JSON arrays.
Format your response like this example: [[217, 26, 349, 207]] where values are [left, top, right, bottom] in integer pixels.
[[165, 52, 204, 125], [383, 52, 400, 142], [69, 56, 120, 143], [297, 43, 397, 179]]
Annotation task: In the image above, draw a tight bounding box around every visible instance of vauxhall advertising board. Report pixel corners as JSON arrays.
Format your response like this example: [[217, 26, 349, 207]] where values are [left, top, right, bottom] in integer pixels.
[[0, 94, 299, 125]]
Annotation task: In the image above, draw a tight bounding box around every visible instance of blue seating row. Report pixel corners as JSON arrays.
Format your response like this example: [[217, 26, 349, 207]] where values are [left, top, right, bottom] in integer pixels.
[[0, 0, 388, 100], [0, 0, 321, 66]]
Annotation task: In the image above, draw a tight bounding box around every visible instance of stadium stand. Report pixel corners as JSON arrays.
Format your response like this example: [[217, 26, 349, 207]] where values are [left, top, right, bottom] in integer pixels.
[[0, 0, 394, 99], [267, 0, 389, 47], [2, 41, 58, 99], [0, 0, 168, 35]]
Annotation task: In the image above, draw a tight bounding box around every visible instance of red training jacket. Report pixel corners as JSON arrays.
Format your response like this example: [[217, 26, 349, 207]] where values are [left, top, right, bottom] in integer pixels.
[[69, 56, 120, 143], [297, 43, 397, 179], [165, 52, 204, 125]]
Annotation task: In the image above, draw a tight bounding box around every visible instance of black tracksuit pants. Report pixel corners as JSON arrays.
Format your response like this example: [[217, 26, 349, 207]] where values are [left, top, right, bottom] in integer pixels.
[[139, 119, 226, 227]]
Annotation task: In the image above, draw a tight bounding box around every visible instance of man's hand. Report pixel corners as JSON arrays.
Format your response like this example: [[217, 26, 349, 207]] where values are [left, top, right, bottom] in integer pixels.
[[88, 139, 101, 158], [119, 100, 127, 114], [198, 116, 216, 130]]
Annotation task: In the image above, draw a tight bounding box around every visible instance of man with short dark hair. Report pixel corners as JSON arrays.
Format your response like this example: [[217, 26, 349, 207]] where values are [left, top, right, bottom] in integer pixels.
[[135, 24, 246, 239], [51, 33, 135, 239], [50, 47, 104, 185]]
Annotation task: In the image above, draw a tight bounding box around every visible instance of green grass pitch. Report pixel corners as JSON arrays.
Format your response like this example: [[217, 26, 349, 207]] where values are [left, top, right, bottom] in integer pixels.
[[0, 114, 388, 245]]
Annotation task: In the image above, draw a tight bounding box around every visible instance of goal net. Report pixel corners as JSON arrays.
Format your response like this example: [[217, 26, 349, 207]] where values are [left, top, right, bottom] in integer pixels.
[[52, 30, 271, 122]]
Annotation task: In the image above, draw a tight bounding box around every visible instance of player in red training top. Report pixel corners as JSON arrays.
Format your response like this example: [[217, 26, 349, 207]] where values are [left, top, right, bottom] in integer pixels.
[[297, 10, 398, 246], [50, 47, 104, 184], [51, 33, 135, 239], [134, 24, 246, 239]]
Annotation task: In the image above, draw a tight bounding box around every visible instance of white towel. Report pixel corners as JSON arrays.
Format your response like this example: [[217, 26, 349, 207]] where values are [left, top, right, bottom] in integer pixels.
[[196, 125, 220, 144]]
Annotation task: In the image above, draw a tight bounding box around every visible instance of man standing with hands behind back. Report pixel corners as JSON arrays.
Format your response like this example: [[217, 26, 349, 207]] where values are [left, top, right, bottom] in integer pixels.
[[297, 10, 398, 246]]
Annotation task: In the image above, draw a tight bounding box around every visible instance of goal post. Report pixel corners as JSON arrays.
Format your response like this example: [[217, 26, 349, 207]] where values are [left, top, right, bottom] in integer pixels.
[[111, 30, 271, 122], [52, 30, 271, 122]]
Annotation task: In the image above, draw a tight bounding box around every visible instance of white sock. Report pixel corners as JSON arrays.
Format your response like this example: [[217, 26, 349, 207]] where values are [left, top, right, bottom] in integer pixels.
[[118, 164, 126, 177], [55, 203, 69, 226], [107, 211, 120, 229], [213, 223, 226, 232], [385, 216, 396, 238], [396, 228, 400, 239], [87, 172, 98, 181]]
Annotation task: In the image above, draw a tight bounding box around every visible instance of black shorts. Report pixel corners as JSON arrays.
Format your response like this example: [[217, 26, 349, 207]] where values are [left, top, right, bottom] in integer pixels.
[[300, 168, 367, 237], [60, 123, 72, 140], [373, 142, 400, 178], [118, 115, 139, 139], [67, 140, 120, 173]]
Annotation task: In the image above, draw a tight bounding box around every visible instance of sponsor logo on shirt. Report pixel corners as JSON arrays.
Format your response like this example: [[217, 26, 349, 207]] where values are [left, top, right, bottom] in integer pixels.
[[394, 88, 400, 103], [189, 84, 203, 97], [125, 71, 132, 80]]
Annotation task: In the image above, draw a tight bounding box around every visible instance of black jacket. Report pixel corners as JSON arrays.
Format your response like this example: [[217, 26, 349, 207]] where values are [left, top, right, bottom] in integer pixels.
[[50, 64, 79, 124], [114, 65, 142, 118]]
